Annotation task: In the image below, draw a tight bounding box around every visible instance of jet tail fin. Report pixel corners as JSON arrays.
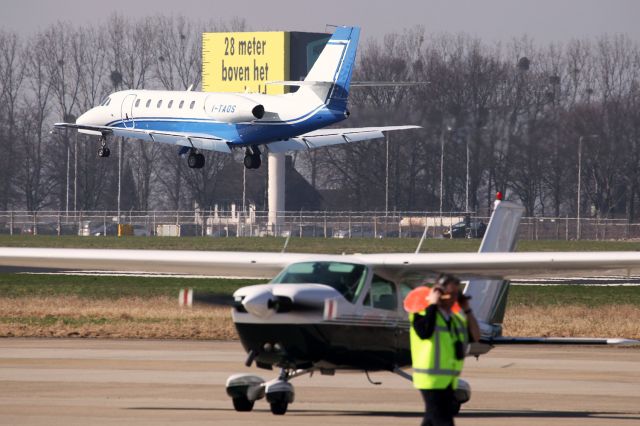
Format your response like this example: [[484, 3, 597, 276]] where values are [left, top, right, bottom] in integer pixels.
[[297, 26, 360, 111], [464, 199, 525, 328]]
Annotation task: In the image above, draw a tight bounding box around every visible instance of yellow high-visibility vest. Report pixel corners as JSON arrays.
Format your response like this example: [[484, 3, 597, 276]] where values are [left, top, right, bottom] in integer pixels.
[[409, 309, 468, 389]]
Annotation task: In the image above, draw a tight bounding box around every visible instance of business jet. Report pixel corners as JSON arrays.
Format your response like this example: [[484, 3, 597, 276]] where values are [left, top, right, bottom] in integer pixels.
[[52, 26, 419, 170], [0, 196, 638, 416]]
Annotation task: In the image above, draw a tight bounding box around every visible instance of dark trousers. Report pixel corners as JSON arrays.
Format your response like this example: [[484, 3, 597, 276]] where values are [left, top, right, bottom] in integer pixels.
[[419, 386, 456, 426]]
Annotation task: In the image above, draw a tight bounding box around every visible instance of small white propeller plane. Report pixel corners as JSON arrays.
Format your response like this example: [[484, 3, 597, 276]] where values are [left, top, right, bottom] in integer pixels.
[[53, 26, 420, 170], [0, 196, 639, 416]]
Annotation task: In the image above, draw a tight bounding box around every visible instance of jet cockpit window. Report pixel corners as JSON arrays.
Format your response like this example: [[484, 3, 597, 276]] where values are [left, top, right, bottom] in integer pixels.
[[270, 262, 368, 303], [100, 96, 112, 106]]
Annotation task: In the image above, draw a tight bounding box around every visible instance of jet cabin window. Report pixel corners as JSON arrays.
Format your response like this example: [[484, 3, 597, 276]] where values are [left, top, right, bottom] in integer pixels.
[[270, 262, 367, 303], [190, 100, 196, 109], [179, 100, 184, 109], [145, 99, 151, 108], [168, 100, 173, 108], [157, 100, 163, 108], [363, 275, 397, 311], [134, 99, 140, 108]]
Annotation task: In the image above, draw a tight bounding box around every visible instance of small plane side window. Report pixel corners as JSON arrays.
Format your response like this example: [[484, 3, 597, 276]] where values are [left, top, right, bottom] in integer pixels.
[[168, 100, 173, 108], [367, 274, 397, 311], [157, 100, 163, 108], [179, 100, 184, 109], [134, 99, 140, 107], [190, 100, 196, 109], [146, 99, 151, 108]]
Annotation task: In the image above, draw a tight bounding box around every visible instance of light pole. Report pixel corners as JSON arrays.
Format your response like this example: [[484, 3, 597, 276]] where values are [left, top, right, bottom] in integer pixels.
[[385, 133, 389, 216], [465, 132, 470, 213], [577, 134, 598, 239], [117, 137, 122, 222], [439, 125, 452, 219]]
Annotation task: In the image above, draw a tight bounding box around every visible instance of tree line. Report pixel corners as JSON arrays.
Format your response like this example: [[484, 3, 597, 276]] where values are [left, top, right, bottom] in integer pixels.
[[1, 17, 640, 219]]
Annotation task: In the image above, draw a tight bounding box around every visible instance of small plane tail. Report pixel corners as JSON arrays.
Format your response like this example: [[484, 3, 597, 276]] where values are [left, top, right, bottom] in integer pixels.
[[297, 26, 360, 112], [464, 199, 525, 329]]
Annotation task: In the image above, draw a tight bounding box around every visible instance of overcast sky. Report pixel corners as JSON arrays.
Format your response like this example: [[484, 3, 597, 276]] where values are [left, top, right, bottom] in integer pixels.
[[2, 0, 639, 44]]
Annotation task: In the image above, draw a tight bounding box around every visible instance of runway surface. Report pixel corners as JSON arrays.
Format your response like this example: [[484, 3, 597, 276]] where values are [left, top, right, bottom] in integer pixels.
[[0, 339, 639, 425]]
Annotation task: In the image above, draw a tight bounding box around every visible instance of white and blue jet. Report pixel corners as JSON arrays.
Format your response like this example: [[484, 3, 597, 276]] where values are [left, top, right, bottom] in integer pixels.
[[54, 26, 420, 170]]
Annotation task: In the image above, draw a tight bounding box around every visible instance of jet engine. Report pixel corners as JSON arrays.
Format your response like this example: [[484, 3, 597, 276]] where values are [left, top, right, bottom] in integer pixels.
[[204, 93, 265, 122]]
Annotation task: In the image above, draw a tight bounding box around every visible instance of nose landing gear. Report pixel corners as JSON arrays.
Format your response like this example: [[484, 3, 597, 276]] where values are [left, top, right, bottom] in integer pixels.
[[187, 149, 205, 169], [226, 367, 306, 415], [97, 135, 110, 158]]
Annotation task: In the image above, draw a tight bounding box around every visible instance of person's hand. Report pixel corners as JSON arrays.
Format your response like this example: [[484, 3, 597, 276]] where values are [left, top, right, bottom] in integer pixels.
[[457, 291, 471, 311], [427, 286, 442, 305]]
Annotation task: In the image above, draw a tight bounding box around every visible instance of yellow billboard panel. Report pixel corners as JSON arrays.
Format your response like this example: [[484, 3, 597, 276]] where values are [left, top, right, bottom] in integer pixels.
[[203, 31, 289, 94]]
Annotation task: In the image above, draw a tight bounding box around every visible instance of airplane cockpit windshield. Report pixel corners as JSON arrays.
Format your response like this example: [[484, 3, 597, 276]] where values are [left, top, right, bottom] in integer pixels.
[[100, 96, 112, 107], [270, 262, 368, 303]]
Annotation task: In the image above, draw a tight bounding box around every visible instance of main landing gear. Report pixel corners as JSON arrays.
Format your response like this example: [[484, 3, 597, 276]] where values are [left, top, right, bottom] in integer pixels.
[[243, 146, 261, 169], [226, 367, 303, 415], [97, 135, 110, 158], [187, 149, 205, 169]]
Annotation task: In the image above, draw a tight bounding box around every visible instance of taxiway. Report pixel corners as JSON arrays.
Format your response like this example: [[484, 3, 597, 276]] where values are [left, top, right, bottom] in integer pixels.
[[0, 339, 638, 425]]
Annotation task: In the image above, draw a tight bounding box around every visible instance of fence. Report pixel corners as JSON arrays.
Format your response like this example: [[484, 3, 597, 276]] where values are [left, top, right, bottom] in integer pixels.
[[0, 210, 637, 240]]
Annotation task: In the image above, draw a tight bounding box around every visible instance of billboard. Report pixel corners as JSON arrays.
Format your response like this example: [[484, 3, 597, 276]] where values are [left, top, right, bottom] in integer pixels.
[[202, 31, 331, 95], [202, 32, 289, 94]]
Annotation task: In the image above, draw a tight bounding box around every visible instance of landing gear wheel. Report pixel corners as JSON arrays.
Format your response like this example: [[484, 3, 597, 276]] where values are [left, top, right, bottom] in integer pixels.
[[270, 401, 288, 415], [232, 396, 254, 412], [195, 153, 205, 168], [243, 154, 261, 169], [98, 147, 110, 158], [188, 151, 205, 169]]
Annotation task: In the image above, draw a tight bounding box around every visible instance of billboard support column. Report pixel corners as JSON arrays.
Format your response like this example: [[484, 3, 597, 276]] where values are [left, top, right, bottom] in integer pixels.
[[268, 152, 285, 235]]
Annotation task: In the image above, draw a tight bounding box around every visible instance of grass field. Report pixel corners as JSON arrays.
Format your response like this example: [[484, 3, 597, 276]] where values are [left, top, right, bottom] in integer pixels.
[[2, 234, 640, 253], [0, 273, 639, 339]]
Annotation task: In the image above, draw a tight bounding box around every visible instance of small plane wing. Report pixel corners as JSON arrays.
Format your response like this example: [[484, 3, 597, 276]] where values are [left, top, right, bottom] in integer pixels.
[[266, 125, 421, 153], [53, 123, 232, 153], [3, 248, 640, 280]]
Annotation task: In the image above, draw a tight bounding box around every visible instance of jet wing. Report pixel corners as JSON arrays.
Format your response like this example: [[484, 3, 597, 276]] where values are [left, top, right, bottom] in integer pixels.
[[266, 125, 421, 153], [53, 122, 232, 153]]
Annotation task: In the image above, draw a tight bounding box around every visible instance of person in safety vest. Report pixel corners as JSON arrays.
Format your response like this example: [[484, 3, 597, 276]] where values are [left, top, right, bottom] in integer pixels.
[[410, 274, 481, 426]]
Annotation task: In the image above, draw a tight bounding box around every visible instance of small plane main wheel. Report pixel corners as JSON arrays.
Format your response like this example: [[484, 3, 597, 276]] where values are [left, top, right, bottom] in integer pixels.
[[232, 396, 255, 412], [103, 147, 110, 157], [270, 401, 288, 415], [195, 153, 205, 168]]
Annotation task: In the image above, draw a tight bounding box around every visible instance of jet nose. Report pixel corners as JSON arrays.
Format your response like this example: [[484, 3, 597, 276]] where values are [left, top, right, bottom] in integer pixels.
[[76, 108, 102, 126], [75, 112, 88, 125]]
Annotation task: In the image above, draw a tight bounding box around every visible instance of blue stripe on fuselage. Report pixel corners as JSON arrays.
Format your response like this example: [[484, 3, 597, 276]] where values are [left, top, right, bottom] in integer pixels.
[[111, 107, 346, 146]]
